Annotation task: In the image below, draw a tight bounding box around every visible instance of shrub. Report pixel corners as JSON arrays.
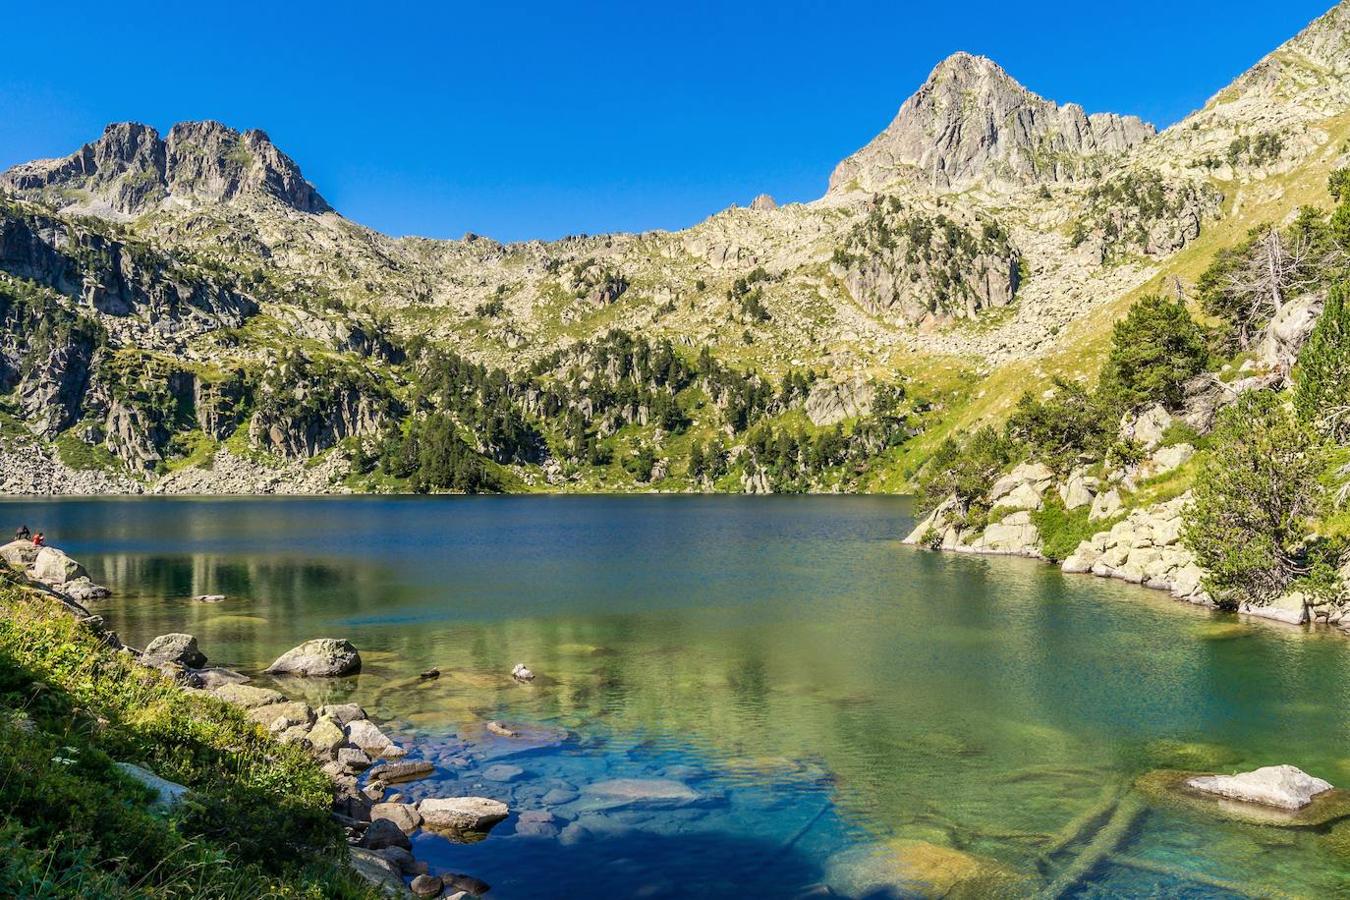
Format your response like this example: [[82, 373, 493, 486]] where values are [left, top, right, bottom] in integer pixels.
[[1294, 282, 1350, 441], [919, 427, 1018, 530], [1099, 295, 1209, 411], [1004, 378, 1111, 474], [1031, 496, 1108, 563], [1182, 392, 1333, 609]]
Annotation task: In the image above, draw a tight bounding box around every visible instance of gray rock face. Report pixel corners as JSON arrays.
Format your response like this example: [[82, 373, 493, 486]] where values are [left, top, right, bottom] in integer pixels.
[[142, 633, 207, 668], [805, 379, 875, 426], [829, 53, 1154, 194], [264, 638, 361, 676], [1, 120, 331, 216], [417, 796, 510, 833], [1186, 765, 1333, 810], [749, 193, 778, 211], [30, 547, 89, 586]]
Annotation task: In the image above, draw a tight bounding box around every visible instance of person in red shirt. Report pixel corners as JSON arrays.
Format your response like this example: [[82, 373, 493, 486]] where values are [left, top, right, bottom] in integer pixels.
[[32, 532, 45, 548]]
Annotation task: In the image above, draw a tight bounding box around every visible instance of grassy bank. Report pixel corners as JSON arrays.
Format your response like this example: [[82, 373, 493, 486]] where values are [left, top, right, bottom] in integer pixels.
[[0, 585, 378, 898]]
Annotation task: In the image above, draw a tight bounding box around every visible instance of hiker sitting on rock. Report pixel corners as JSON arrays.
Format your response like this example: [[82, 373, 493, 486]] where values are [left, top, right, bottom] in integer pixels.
[[32, 532, 45, 548], [14, 525, 30, 542]]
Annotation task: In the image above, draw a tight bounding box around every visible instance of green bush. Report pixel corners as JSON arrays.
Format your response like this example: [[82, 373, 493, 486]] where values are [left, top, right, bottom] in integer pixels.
[[1294, 282, 1350, 441], [1004, 378, 1111, 474], [1182, 392, 1335, 609], [1099, 295, 1209, 411], [1031, 496, 1109, 563], [919, 427, 1018, 530]]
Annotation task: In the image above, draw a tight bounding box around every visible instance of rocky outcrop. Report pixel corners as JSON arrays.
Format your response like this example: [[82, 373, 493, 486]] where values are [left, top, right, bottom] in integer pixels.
[[1061, 494, 1208, 602], [832, 201, 1020, 326], [1, 120, 330, 217], [264, 638, 362, 677], [805, 378, 875, 426], [903, 462, 1052, 557], [828, 53, 1154, 194], [0, 205, 258, 341], [748, 194, 777, 211]]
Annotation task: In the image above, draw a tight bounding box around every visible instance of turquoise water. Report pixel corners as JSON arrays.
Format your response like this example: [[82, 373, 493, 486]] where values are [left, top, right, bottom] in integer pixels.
[[5, 496, 1349, 897]]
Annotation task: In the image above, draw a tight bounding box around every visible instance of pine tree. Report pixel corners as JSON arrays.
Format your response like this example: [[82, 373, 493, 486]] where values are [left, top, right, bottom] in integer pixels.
[[1294, 282, 1350, 441]]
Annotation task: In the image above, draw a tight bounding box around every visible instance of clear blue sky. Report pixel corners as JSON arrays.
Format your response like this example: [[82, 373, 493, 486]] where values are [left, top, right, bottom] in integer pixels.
[[0, 0, 1336, 242]]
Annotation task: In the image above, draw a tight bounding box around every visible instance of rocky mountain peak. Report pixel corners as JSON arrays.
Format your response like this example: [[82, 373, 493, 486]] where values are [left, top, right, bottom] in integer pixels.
[[828, 52, 1155, 194], [1, 120, 330, 218]]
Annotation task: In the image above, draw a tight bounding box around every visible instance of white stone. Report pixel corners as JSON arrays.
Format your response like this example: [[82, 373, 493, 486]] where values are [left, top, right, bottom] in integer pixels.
[[1186, 765, 1332, 810]]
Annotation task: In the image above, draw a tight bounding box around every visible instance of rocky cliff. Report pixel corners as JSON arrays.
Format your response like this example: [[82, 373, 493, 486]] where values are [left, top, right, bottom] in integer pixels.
[[0, 120, 330, 218]]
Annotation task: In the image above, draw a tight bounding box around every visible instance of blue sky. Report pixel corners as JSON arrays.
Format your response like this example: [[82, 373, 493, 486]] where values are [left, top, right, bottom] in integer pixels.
[[0, 1, 1335, 241]]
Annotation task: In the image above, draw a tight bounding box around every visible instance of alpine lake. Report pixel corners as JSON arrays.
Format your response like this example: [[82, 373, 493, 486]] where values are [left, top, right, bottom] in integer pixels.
[[7, 495, 1349, 898]]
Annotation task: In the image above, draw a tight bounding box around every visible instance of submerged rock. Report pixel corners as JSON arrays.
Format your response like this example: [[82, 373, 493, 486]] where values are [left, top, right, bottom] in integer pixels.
[[264, 638, 361, 677], [1187, 765, 1333, 810], [825, 838, 1029, 898], [585, 778, 701, 808], [511, 662, 535, 682]]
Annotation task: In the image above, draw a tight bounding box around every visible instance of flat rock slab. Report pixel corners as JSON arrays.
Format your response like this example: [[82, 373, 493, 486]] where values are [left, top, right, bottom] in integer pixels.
[[1186, 765, 1332, 810], [584, 778, 701, 808], [368, 759, 435, 784], [418, 796, 510, 833]]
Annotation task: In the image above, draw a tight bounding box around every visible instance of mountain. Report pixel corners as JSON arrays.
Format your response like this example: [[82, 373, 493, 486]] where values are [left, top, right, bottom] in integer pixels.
[[0, 3, 1346, 497], [828, 52, 1155, 194], [0, 120, 330, 218]]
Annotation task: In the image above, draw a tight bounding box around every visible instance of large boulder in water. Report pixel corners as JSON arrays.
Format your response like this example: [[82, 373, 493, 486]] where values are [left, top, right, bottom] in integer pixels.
[[417, 796, 510, 833], [264, 638, 361, 677], [141, 633, 207, 668], [1187, 765, 1333, 810]]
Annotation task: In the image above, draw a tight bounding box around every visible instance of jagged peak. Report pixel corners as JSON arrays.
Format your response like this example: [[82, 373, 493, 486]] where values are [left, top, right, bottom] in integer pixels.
[[828, 53, 1155, 195], [0, 119, 330, 219]]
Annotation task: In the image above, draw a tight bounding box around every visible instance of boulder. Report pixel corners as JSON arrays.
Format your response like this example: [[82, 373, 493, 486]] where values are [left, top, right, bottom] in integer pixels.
[[346, 718, 396, 754], [1186, 765, 1332, 810], [511, 662, 535, 682], [410, 874, 443, 898], [247, 699, 313, 726], [211, 682, 285, 709], [1120, 404, 1173, 451], [318, 702, 367, 724], [30, 547, 88, 586], [1089, 489, 1123, 521], [482, 763, 525, 782], [0, 539, 39, 568], [62, 577, 111, 601], [359, 817, 412, 851], [264, 638, 361, 677], [347, 846, 406, 895], [1240, 592, 1309, 625], [371, 801, 423, 835], [418, 796, 511, 833], [1059, 470, 1098, 510], [116, 762, 189, 812], [515, 809, 560, 838], [337, 747, 372, 772], [141, 633, 207, 669], [306, 717, 348, 756]]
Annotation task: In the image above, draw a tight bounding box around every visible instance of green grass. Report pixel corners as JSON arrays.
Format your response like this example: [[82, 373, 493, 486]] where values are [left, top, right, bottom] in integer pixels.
[[53, 430, 126, 474], [0, 587, 379, 898], [1031, 496, 1118, 563]]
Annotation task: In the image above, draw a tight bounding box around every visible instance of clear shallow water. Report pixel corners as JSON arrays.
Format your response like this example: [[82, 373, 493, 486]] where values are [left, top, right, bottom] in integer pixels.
[[5, 496, 1350, 898]]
